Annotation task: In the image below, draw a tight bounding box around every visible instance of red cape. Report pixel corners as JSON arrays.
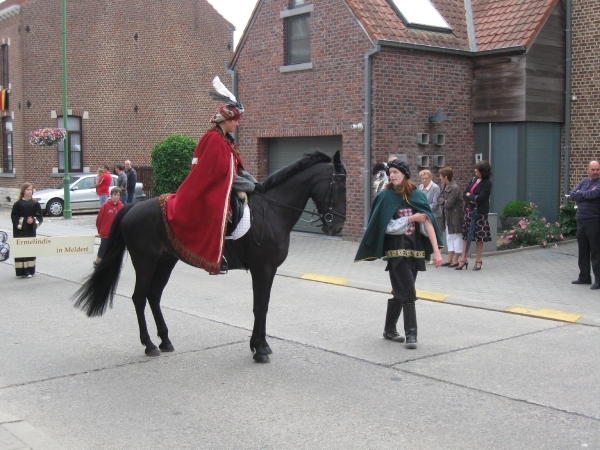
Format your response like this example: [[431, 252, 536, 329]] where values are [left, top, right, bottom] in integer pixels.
[[164, 129, 237, 273]]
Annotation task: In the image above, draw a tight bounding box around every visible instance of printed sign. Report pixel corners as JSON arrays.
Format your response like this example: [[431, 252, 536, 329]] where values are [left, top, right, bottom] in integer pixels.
[[6, 235, 96, 258]]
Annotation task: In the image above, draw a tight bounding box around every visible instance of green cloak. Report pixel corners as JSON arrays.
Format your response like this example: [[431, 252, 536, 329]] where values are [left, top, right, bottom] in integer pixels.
[[354, 187, 444, 262]]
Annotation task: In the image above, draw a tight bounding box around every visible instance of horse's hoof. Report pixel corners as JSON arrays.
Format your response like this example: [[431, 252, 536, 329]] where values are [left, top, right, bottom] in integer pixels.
[[264, 345, 273, 355], [253, 353, 270, 363], [159, 343, 175, 352], [145, 347, 161, 357]]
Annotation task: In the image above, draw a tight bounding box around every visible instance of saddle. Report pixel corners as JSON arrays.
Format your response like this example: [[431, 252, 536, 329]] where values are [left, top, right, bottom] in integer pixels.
[[226, 192, 245, 237]]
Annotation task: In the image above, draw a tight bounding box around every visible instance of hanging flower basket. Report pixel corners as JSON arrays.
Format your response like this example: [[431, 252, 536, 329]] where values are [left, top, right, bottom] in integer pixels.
[[30, 128, 66, 146]]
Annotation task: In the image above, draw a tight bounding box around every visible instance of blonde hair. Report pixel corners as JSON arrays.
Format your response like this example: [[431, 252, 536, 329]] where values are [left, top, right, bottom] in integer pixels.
[[418, 169, 432, 179]]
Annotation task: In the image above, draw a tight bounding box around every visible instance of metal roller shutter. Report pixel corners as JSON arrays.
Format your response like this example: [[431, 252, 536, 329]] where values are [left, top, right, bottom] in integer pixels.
[[268, 136, 342, 234]]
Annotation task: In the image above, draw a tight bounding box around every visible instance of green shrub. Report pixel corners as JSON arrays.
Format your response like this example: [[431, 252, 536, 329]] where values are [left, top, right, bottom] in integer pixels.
[[558, 202, 577, 237], [501, 200, 533, 219], [151, 134, 197, 196], [499, 204, 567, 249]]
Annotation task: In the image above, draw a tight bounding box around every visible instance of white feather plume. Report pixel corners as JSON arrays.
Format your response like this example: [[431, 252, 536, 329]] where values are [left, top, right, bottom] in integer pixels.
[[212, 76, 237, 103]]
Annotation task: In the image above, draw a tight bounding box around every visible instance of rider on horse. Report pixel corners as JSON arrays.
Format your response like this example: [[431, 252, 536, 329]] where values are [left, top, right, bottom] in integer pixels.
[[164, 77, 257, 274]]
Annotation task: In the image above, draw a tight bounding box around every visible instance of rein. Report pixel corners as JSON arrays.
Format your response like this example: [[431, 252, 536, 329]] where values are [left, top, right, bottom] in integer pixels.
[[252, 172, 346, 225]]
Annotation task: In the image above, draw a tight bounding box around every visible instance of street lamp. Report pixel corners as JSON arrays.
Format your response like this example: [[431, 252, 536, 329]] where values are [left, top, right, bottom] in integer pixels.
[[61, 0, 71, 218]]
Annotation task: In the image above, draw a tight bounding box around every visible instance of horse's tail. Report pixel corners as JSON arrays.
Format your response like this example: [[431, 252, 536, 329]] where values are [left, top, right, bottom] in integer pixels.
[[72, 203, 134, 317]]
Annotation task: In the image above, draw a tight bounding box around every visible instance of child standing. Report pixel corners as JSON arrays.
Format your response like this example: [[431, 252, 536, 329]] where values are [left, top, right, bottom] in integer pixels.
[[94, 187, 124, 267]]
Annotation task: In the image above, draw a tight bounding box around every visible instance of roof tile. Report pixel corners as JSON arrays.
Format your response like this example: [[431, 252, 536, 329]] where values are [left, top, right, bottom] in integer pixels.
[[345, 0, 558, 52]]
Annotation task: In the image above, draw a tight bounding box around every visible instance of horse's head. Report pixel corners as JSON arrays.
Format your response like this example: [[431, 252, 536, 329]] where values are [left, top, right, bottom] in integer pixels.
[[312, 150, 346, 236]]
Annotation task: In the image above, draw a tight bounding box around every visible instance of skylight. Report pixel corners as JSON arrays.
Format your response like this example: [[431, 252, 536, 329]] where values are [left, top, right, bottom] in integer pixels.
[[389, 0, 451, 31]]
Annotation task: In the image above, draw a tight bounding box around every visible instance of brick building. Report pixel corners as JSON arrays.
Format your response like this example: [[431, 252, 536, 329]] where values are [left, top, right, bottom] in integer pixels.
[[232, 0, 566, 240], [0, 0, 234, 206], [570, 0, 600, 185]]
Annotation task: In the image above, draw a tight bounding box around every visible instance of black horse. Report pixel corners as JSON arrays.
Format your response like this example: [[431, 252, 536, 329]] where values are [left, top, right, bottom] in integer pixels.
[[73, 151, 346, 363]]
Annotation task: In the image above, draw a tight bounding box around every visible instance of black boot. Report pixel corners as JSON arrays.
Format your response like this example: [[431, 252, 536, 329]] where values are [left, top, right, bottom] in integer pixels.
[[403, 302, 417, 349], [383, 299, 405, 343]]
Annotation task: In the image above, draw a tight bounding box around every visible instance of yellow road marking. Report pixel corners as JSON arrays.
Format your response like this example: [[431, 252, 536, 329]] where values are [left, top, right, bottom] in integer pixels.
[[505, 306, 582, 323], [301, 273, 349, 285], [416, 290, 448, 302]]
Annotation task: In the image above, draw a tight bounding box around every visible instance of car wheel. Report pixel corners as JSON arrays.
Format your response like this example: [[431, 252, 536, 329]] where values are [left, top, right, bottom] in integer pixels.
[[47, 199, 64, 217]]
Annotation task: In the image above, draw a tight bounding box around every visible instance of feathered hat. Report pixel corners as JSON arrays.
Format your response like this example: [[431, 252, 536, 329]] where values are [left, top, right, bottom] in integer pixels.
[[209, 76, 244, 123]]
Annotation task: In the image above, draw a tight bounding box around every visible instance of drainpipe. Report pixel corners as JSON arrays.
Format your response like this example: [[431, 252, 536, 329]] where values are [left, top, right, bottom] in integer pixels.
[[226, 67, 239, 141], [563, 0, 572, 203], [363, 45, 381, 227]]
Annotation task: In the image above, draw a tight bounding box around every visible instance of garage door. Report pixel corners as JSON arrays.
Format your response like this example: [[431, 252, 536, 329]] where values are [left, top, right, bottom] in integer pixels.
[[268, 136, 342, 234]]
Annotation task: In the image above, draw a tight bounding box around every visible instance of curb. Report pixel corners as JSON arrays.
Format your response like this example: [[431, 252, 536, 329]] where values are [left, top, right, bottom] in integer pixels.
[[277, 268, 600, 328], [0, 411, 64, 450]]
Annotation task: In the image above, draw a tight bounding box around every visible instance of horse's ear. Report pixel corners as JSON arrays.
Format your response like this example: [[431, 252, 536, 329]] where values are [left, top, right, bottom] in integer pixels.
[[333, 150, 342, 166]]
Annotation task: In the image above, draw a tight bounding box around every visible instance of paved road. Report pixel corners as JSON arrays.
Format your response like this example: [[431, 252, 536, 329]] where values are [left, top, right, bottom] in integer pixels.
[[1, 208, 599, 448]]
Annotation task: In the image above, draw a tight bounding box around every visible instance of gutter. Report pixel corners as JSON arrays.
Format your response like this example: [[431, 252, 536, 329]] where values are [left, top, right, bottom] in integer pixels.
[[375, 39, 526, 57], [563, 0, 572, 203], [226, 67, 239, 141], [363, 45, 381, 228]]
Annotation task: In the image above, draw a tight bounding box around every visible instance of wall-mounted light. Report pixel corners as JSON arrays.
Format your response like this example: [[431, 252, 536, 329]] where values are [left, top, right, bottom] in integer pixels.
[[351, 123, 364, 132], [429, 110, 450, 123]]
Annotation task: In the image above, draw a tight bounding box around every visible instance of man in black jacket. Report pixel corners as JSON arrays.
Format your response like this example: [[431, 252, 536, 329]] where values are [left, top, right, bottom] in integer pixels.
[[124, 160, 137, 204], [569, 160, 600, 289]]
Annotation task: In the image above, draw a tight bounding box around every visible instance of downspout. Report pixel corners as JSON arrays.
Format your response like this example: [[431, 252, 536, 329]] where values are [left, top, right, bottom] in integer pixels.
[[563, 0, 572, 203], [226, 67, 239, 141], [363, 45, 381, 227]]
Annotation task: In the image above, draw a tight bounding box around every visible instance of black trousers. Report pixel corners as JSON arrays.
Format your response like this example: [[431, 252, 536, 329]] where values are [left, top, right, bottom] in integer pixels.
[[576, 220, 600, 282], [387, 257, 419, 304]]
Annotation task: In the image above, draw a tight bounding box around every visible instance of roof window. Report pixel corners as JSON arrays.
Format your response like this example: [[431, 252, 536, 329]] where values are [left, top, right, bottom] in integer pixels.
[[388, 0, 451, 31]]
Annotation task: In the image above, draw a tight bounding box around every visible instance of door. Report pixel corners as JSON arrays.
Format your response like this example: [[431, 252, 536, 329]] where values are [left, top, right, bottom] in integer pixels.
[[268, 136, 342, 234]]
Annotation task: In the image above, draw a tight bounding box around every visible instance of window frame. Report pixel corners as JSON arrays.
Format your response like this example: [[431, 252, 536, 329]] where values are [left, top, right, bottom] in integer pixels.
[[2, 116, 12, 173], [280, 4, 314, 72], [286, 13, 311, 65], [56, 115, 83, 173]]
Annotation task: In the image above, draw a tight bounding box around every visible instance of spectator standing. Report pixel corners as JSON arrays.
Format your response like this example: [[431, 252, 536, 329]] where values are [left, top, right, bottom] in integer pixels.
[[124, 160, 137, 204], [94, 165, 112, 205], [456, 161, 493, 271], [438, 167, 464, 267], [569, 160, 600, 289], [418, 169, 443, 264], [94, 187, 125, 268], [11, 182, 43, 278], [115, 164, 128, 204]]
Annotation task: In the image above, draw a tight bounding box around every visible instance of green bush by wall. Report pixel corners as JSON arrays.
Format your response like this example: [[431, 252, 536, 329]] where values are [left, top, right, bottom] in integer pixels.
[[151, 134, 197, 196]]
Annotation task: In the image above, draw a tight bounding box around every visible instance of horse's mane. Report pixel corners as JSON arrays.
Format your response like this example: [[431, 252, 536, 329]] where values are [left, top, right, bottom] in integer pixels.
[[260, 151, 333, 192]]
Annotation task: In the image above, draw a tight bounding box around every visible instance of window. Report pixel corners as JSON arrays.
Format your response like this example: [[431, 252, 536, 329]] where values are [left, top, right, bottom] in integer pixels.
[[1, 44, 7, 88], [1, 44, 8, 110], [2, 117, 12, 173], [57, 116, 82, 172], [291, 0, 305, 6], [287, 14, 310, 65], [389, 0, 451, 31]]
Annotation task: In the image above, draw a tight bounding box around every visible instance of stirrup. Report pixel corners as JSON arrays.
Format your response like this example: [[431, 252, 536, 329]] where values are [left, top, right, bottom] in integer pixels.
[[209, 256, 228, 275]]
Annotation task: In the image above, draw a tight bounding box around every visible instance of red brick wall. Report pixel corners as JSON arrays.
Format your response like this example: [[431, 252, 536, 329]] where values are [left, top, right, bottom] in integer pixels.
[[570, 0, 600, 187], [233, 0, 372, 240], [371, 49, 474, 195], [0, 0, 233, 199], [233, 0, 474, 240]]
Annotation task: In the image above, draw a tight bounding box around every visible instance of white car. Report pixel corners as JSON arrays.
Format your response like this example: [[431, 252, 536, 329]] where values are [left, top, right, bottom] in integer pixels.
[[34, 174, 146, 217]]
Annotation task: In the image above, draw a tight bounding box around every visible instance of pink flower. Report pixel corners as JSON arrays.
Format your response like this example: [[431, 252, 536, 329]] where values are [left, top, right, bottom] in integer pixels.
[[560, 234, 564, 240], [542, 241, 547, 247], [510, 229, 515, 234]]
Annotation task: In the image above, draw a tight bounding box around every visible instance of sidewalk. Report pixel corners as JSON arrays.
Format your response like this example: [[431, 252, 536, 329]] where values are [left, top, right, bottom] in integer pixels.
[[1, 207, 598, 327]]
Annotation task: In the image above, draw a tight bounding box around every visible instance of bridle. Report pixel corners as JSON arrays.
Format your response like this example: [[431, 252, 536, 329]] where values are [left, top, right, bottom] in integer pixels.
[[252, 171, 346, 225]]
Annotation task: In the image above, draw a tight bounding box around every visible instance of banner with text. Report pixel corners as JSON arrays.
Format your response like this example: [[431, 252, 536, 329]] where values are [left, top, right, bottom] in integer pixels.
[[7, 235, 96, 258]]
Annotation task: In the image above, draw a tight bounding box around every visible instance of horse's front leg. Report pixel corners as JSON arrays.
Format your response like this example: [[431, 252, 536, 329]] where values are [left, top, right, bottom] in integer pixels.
[[249, 266, 277, 363]]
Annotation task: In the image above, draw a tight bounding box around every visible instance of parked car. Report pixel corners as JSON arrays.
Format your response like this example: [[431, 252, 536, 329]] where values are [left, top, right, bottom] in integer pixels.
[[34, 174, 146, 217]]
